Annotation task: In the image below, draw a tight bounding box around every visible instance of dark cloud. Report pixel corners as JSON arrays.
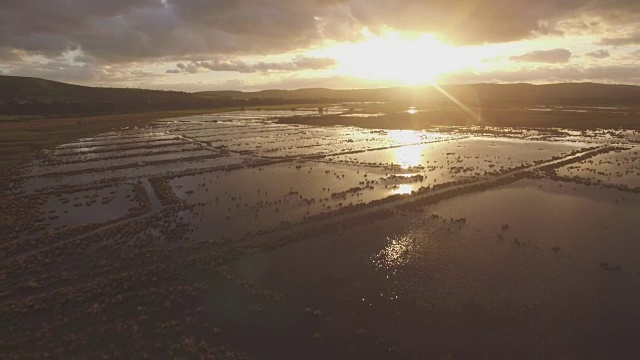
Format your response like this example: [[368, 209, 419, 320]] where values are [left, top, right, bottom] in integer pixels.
[[0, 1, 160, 57], [1, 0, 640, 63], [510, 48, 572, 63], [338, 0, 640, 44], [585, 49, 611, 58], [0, 0, 353, 61], [167, 56, 336, 74]]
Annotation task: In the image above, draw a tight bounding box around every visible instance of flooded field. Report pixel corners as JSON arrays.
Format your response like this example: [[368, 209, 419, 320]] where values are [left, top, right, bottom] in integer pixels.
[[2, 108, 640, 359]]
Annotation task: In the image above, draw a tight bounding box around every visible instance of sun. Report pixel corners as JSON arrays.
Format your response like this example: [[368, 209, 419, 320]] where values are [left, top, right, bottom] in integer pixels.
[[319, 31, 471, 86]]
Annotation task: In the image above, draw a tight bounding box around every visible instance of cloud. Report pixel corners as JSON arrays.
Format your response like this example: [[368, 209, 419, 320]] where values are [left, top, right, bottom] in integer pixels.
[[290, 56, 337, 70], [167, 62, 200, 74], [167, 56, 336, 74], [510, 48, 572, 63], [598, 31, 640, 45], [4, 56, 162, 85], [321, 0, 640, 45], [0, 47, 23, 62], [2, 0, 640, 89], [0, 0, 349, 62], [443, 64, 640, 84], [2, 0, 640, 64], [585, 49, 611, 58]]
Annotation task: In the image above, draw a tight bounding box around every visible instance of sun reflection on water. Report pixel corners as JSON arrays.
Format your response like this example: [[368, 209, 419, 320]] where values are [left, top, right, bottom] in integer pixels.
[[387, 130, 422, 145], [372, 235, 414, 270], [393, 145, 423, 169], [390, 184, 415, 195], [387, 130, 426, 169]]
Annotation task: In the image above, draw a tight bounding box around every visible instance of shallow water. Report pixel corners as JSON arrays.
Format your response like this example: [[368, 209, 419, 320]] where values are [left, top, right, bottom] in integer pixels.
[[4, 108, 640, 359], [556, 147, 640, 188], [223, 178, 640, 358], [42, 183, 139, 228]]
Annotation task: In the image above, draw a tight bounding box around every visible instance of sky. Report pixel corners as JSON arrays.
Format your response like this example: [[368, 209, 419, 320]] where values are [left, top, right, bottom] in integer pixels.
[[1, 0, 640, 92]]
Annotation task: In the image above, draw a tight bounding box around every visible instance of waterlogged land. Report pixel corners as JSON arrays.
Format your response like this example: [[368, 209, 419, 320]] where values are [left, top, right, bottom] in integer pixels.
[[2, 107, 640, 359]]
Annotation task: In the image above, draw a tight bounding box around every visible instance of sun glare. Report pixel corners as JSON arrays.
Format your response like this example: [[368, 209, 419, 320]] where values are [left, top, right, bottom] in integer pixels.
[[387, 130, 425, 169], [388, 130, 422, 146], [390, 184, 415, 195], [320, 31, 477, 86]]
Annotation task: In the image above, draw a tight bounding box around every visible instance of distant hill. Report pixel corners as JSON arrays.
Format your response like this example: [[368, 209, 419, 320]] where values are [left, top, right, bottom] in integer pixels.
[[0, 75, 198, 101], [0, 75, 223, 116], [198, 83, 640, 106], [3, 75, 640, 118], [0, 76, 358, 117], [198, 88, 388, 101], [0, 76, 326, 117]]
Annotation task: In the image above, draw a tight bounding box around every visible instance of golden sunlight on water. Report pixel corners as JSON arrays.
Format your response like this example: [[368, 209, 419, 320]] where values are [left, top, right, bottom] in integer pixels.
[[387, 130, 425, 169], [387, 130, 422, 145], [390, 183, 415, 195], [393, 146, 423, 169], [372, 235, 415, 270]]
